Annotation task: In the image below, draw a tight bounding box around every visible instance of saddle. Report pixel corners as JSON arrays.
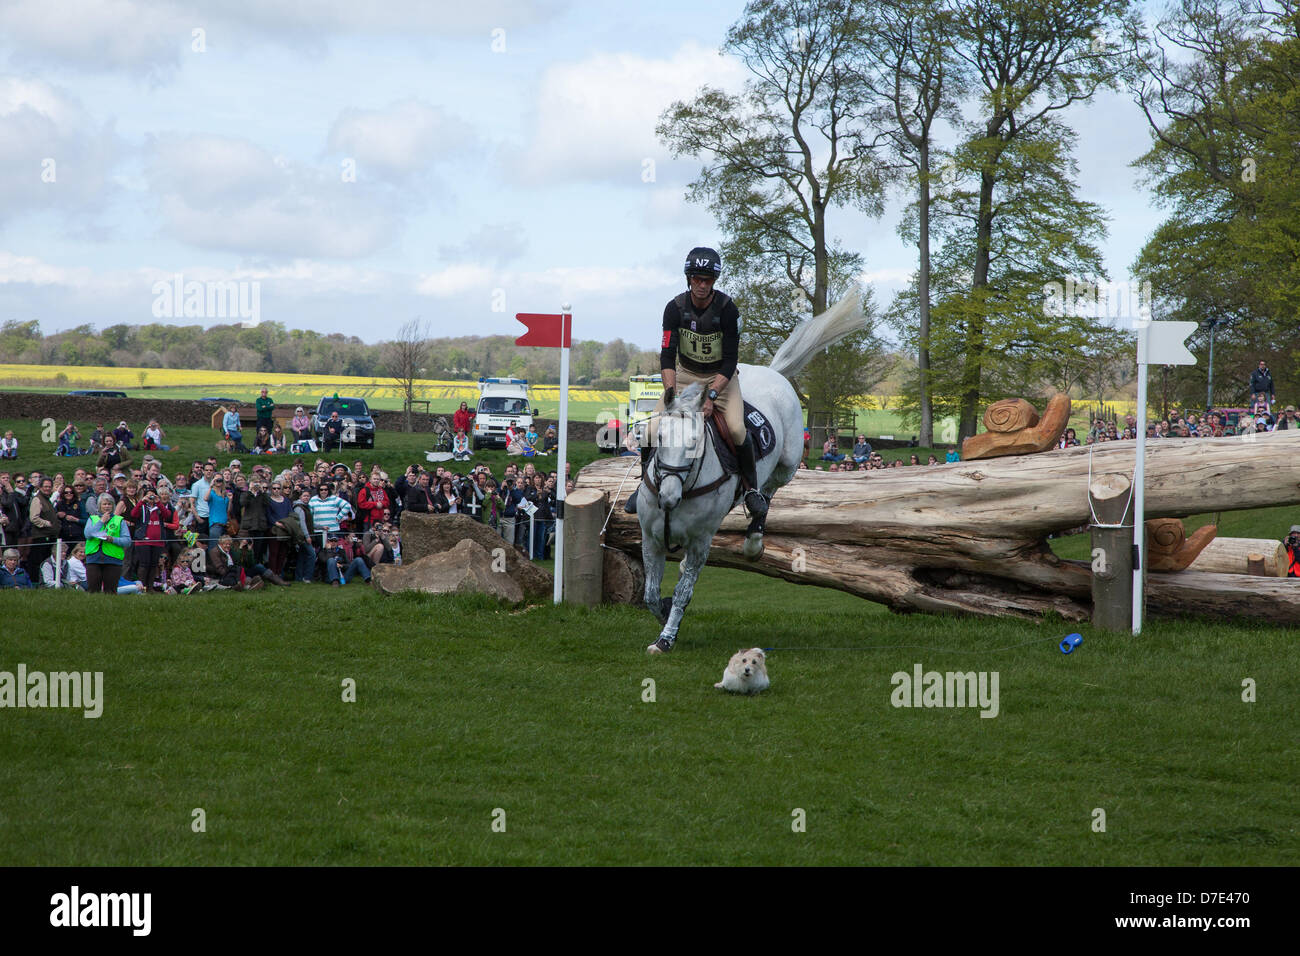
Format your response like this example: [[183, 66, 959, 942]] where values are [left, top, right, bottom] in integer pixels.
[[646, 403, 776, 503], [707, 401, 777, 472]]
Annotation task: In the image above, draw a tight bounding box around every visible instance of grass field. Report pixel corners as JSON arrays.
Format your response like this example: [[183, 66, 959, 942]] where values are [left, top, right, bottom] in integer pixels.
[[4, 408, 1298, 865], [1, 559, 1296, 866]]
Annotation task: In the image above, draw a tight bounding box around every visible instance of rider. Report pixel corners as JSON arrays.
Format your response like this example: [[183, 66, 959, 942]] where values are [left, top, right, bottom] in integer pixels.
[[625, 246, 767, 518]]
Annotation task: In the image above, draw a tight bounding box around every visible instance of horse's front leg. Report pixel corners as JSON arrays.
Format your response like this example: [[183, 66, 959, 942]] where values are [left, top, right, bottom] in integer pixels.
[[641, 528, 669, 624], [654, 538, 710, 649]]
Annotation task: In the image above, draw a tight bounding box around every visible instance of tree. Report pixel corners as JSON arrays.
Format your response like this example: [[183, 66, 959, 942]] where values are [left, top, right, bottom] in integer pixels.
[[658, 0, 888, 429], [1130, 0, 1300, 403], [727, 253, 892, 449], [853, 0, 966, 446], [384, 318, 432, 433], [939, 0, 1139, 439]]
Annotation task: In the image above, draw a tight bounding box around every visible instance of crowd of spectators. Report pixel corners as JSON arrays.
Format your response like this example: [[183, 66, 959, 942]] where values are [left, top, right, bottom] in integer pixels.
[[816, 433, 960, 469], [1078, 401, 1298, 445], [0, 446, 571, 591]]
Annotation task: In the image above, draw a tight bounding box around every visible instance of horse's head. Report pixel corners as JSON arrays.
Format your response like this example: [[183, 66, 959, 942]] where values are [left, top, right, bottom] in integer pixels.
[[653, 382, 707, 510]]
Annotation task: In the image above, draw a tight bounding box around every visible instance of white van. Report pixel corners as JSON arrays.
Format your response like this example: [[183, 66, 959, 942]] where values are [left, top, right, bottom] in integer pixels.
[[473, 377, 537, 450]]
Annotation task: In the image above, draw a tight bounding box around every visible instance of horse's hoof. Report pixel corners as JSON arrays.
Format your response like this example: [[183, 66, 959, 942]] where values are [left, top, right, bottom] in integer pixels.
[[647, 636, 674, 654], [743, 535, 764, 562]]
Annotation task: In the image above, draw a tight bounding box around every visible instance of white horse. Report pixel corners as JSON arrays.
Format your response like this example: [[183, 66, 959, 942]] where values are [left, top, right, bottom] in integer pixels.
[[639, 293, 868, 653]]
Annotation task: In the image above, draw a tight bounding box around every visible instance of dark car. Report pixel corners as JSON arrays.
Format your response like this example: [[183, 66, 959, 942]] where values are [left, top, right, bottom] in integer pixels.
[[311, 396, 376, 449], [67, 390, 128, 398]]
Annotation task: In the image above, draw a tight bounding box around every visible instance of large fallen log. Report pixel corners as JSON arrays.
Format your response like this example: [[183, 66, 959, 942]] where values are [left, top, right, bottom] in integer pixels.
[[580, 430, 1300, 623], [1189, 537, 1288, 577]]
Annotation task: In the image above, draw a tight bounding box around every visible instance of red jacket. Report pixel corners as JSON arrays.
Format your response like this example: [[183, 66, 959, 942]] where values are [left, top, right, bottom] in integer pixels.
[[357, 484, 390, 524], [453, 408, 474, 433], [130, 501, 174, 547]]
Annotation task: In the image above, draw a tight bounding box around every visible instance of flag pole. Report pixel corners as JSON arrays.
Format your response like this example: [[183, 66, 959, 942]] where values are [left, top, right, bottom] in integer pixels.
[[1132, 358, 1148, 635], [553, 304, 571, 604]]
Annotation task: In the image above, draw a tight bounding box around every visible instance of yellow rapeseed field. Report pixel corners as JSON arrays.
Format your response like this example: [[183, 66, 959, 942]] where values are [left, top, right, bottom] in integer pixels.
[[0, 363, 626, 406]]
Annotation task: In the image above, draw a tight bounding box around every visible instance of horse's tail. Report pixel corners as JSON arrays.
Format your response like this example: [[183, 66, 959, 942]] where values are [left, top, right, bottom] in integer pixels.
[[767, 291, 867, 379]]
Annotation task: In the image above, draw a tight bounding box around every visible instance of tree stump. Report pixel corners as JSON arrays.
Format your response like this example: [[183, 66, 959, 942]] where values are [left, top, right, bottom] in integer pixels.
[[562, 488, 606, 606], [1089, 473, 1133, 632], [602, 549, 645, 605]]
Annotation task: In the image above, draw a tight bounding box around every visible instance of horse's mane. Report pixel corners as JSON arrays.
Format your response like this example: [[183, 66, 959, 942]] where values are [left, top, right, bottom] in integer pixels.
[[667, 382, 705, 413]]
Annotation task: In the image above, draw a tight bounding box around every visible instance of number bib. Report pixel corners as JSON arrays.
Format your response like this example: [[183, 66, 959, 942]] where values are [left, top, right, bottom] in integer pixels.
[[677, 327, 723, 365]]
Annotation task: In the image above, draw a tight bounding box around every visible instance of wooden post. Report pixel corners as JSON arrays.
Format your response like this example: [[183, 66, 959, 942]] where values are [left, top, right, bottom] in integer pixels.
[[1089, 473, 1133, 631], [1247, 553, 1266, 576], [562, 488, 606, 606]]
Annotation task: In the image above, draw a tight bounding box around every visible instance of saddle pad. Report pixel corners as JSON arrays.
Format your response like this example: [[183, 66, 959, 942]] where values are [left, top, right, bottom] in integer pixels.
[[743, 402, 777, 459], [708, 402, 777, 472]]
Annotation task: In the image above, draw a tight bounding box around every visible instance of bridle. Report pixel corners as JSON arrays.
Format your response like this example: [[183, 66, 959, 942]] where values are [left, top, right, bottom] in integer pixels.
[[641, 410, 733, 554]]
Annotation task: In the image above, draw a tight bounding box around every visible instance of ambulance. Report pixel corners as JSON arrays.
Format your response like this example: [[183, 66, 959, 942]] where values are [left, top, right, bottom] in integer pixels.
[[473, 377, 537, 450]]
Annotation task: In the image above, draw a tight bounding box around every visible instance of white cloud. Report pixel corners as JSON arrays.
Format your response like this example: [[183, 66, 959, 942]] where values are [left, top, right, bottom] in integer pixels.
[[511, 42, 746, 185], [438, 223, 529, 266], [0, 1, 190, 75], [0, 0, 563, 74], [146, 134, 407, 258], [0, 76, 120, 225], [327, 100, 474, 179]]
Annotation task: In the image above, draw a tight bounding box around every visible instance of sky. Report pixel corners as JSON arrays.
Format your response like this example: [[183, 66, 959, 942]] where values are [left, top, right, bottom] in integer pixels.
[[0, 0, 1169, 353]]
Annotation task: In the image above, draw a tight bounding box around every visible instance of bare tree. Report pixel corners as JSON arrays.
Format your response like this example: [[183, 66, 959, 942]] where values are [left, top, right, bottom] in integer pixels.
[[384, 318, 432, 433]]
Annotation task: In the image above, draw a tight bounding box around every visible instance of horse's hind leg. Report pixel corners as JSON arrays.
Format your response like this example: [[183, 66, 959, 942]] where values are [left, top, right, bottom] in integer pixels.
[[653, 538, 709, 649]]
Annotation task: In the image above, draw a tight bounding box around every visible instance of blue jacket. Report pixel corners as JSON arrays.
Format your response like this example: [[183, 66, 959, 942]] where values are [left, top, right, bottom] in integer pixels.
[[0, 564, 35, 588]]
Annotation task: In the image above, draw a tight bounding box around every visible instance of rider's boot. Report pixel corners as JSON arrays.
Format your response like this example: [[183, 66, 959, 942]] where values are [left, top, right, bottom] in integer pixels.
[[624, 445, 655, 514], [737, 435, 768, 517]]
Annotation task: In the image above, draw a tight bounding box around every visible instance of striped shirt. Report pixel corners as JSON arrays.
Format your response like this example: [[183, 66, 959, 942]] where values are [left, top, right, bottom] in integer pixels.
[[309, 495, 349, 531]]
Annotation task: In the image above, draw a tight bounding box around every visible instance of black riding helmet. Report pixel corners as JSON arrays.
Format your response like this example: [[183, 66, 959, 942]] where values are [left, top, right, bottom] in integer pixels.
[[684, 246, 722, 279]]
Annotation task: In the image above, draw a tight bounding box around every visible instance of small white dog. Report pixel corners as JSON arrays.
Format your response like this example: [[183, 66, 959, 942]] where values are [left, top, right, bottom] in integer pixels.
[[714, 648, 770, 695]]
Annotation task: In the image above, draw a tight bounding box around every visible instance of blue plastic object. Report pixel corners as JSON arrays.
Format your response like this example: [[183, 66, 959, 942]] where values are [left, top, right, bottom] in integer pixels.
[[1060, 633, 1083, 654]]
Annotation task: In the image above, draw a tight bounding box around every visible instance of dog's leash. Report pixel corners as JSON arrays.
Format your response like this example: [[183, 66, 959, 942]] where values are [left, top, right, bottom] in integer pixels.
[[762, 637, 1060, 654]]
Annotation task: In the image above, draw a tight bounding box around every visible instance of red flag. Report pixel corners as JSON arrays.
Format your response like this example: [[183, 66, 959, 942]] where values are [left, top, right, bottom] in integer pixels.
[[515, 312, 571, 348]]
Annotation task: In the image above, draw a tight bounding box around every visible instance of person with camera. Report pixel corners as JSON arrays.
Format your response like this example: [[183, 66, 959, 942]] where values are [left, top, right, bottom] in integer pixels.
[[1287, 526, 1300, 578], [404, 470, 435, 515], [322, 534, 371, 587], [129, 485, 174, 592], [362, 520, 398, 567], [231, 534, 289, 587]]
